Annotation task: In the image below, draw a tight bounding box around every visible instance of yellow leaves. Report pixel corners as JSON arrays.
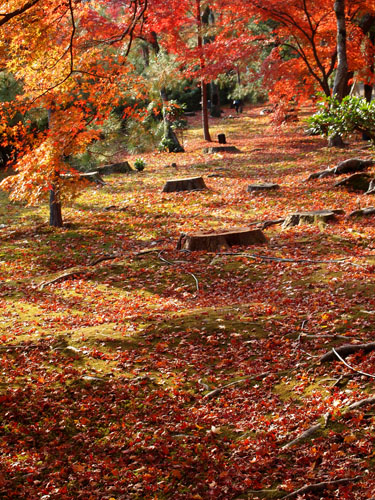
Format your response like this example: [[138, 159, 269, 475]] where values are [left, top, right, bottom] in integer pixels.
[[72, 463, 85, 473], [344, 433, 357, 444]]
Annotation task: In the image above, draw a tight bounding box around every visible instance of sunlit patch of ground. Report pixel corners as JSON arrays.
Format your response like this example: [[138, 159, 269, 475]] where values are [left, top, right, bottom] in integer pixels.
[[1, 106, 375, 499]]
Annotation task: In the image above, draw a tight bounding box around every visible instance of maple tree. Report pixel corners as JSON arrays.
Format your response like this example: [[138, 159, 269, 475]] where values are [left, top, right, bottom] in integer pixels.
[[0, 0, 147, 226], [142, 0, 260, 141], [2, 2, 375, 500], [236, 0, 375, 108]]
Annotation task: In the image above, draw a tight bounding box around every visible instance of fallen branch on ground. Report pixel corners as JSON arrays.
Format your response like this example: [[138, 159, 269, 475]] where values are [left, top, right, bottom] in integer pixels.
[[319, 342, 375, 363], [38, 249, 161, 289], [0, 343, 40, 351], [283, 396, 375, 449], [134, 249, 161, 256], [348, 396, 375, 410], [89, 254, 118, 266], [280, 476, 362, 499], [261, 218, 285, 229], [210, 252, 347, 265], [282, 413, 329, 449], [39, 268, 86, 289]]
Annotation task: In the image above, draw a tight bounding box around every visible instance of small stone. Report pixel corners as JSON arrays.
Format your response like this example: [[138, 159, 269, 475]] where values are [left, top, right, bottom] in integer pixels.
[[247, 183, 280, 192], [203, 146, 240, 154]]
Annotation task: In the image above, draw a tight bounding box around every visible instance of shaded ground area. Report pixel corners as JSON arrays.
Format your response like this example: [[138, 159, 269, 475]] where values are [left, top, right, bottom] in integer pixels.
[[1, 107, 375, 499]]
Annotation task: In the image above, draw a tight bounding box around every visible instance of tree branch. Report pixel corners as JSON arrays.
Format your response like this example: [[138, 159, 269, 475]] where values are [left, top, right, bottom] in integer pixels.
[[0, 0, 40, 26]]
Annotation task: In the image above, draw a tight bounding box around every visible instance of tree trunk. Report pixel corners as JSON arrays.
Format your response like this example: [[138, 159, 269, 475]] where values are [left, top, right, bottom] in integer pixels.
[[329, 0, 347, 147], [210, 81, 221, 117], [201, 8, 221, 119], [364, 31, 374, 114], [48, 108, 63, 227], [160, 88, 184, 153], [49, 180, 63, 227], [201, 81, 211, 141], [196, 0, 211, 142], [145, 32, 184, 152], [332, 0, 348, 101]]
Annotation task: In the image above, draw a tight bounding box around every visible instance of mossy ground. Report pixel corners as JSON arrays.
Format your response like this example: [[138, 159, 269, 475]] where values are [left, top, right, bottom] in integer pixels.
[[1, 107, 375, 499]]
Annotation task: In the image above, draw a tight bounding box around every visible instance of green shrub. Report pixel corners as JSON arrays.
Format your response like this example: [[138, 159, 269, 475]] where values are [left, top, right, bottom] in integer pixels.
[[134, 158, 146, 171], [307, 95, 375, 143]]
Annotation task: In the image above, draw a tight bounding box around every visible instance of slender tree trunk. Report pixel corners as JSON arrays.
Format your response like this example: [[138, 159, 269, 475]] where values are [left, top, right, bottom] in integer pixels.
[[329, 0, 347, 147], [201, 81, 211, 140], [201, 8, 221, 118], [196, 0, 211, 142], [48, 108, 63, 227], [364, 31, 375, 103], [49, 179, 63, 227]]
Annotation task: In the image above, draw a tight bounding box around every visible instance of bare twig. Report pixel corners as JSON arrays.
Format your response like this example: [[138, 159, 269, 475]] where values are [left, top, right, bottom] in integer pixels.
[[332, 348, 375, 379], [204, 372, 270, 399], [0, 0, 40, 26], [158, 250, 199, 293], [89, 254, 118, 266]]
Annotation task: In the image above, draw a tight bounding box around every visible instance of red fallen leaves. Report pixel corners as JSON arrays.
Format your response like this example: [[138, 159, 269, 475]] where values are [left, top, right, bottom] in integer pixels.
[[2, 112, 375, 499]]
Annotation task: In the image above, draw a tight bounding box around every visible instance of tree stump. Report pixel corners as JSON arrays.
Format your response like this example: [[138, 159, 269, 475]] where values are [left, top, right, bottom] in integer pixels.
[[96, 161, 133, 175], [162, 176, 207, 193], [334, 173, 372, 191], [247, 183, 280, 192], [282, 209, 343, 229], [218, 133, 226, 144], [179, 228, 267, 252], [203, 146, 240, 154]]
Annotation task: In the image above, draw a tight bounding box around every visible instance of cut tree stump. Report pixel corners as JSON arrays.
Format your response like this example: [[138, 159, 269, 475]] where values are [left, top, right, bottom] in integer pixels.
[[282, 209, 344, 229], [247, 183, 280, 192], [96, 161, 133, 175], [334, 173, 372, 191], [162, 176, 207, 193], [179, 228, 267, 252], [203, 146, 240, 154]]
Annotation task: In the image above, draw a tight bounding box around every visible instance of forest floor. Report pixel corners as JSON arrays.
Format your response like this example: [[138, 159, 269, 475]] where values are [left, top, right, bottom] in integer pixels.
[[1, 106, 375, 499]]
